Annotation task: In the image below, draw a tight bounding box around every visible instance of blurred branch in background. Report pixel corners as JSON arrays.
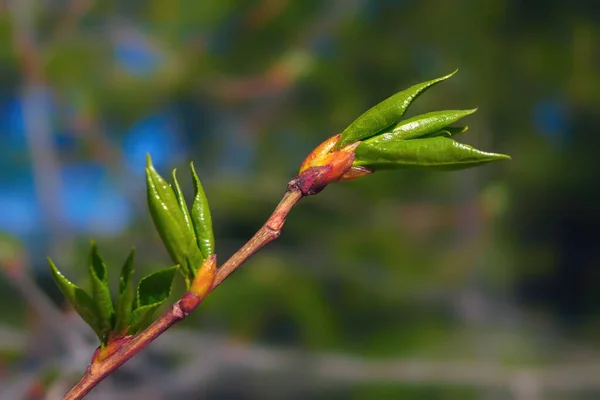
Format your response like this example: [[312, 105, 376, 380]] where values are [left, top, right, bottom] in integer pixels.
[[5, 322, 600, 400], [9, 0, 67, 258], [153, 330, 600, 400], [12, 327, 600, 400]]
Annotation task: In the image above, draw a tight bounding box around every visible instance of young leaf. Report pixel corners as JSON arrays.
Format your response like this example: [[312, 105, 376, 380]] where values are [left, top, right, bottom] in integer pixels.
[[422, 126, 469, 139], [354, 136, 511, 171], [190, 162, 214, 259], [130, 265, 178, 334], [366, 109, 476, 143], [337, 70, 457, 148], [88, 242, 115, 341], [172, 169, 195, 239], [113, 248, 135, 336], [48, 258, 104, 340], [146, 155, 204, 287]]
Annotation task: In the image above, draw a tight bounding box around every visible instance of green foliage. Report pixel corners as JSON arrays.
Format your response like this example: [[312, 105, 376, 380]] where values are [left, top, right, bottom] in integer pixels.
[[337, 70, 457, 148], [48, 153, 215, 345], [146, 155, 205, 287], [114, 249, 136, 335], [368, 109, 477, 142], [48, 244, 177, 345], [48, 258, 104, 340], [172, 169, 196, 245], [355, 137, 510, 170], [130, 266, 178, 334], [422, 126, 469, 139], [190, 162, 215, 258], [334, 72, 510, 171], [88, 242, 115, 335]]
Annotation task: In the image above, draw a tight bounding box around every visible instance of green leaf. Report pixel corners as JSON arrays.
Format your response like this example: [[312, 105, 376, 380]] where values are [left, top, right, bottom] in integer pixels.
[[190, 162, 214, 259], [146, 154, 204, 287], [48, 258, 104, 340], [337, 70, 457, 148], [172, 169, 195, 240], [354, 136, 511, 171], [130, 265, 178, 334], [88, 242, 114, 341], [365, 109, 476, 143], [422, 126, 469, 139], [113, 248, 135, 335]]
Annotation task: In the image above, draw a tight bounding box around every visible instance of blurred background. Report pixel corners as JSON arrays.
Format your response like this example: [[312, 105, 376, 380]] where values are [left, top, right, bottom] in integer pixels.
[[0, 0, 599, 399]]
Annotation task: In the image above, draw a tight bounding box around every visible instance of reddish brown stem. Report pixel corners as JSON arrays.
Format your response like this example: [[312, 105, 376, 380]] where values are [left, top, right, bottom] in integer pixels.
[[212, 184, 303, 287], [63, 184, 303, 400]]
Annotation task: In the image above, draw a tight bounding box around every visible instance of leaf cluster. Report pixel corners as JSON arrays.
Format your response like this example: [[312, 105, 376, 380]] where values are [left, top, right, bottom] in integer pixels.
[[49, 245, 176, 344], [338, 71, 510, 170], [49, 156, 216, 345]]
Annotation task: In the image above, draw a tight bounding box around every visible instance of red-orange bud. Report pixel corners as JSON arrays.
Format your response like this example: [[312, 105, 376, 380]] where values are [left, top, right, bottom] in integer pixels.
[[296, 135, 370, 195], [299, 134, 341, 173], [189, 254, 217, 299]]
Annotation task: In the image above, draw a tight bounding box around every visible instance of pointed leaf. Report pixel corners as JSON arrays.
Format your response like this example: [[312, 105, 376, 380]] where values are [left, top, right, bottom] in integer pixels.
[[130, 265, 178, 334], [88, 242, 114, 341], [337, 70, 457, 148], [172, 169, 195, 239], [422, 126, 469, 139], [354, 136, 511, 171], [190, 162, 214, 259], [113, 248, 135, 335], [146, 155, 204, 287], [48, 258, 104, 340], [366, 109, 476, 143]]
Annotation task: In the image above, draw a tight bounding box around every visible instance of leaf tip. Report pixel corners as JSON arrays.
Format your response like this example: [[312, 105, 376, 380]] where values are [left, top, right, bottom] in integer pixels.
[[479, 150, 512, 162], [461, 108, 478, 118], [189, 161, 199, 180], [189, 161, 203, 190], [172, 168, 181, 187], [439, 69, 458, 82]]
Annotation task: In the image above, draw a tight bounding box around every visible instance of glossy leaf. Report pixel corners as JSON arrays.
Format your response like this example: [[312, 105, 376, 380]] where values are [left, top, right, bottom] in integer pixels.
[[354, 136, 511, 171], [172, 169, 195, 239], [422, 126, 469, 139], [146, 155, 203, 287], [113, 248, 135, 336], [337, 70, 457, 148], [88, 242, 114, 339], [130, 265, 178, 334], [366, 109, 476, 143], [48, 258, 104, 340], [190, 162, 214, 259]]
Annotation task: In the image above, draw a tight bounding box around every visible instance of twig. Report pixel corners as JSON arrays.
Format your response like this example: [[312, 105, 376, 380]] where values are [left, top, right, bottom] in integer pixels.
[[212, 182, 303, 288], [62, 182, 304, 400]]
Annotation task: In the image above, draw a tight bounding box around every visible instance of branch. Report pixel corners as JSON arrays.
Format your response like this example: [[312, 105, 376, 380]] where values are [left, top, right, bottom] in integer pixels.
[[62, 182, 304, 400], [212, 181, 303, 288]]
